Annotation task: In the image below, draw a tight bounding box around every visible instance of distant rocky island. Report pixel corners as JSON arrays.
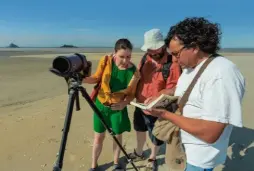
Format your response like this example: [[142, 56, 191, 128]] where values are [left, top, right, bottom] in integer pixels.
[[8, 43, 19, 48], [60, 44, 78, 48]]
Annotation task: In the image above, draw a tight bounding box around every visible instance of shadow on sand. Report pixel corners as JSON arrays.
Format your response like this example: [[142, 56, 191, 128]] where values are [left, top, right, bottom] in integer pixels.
[[98, 143, 167, 171], [99, 155, 145, 171], [125, 143, 167, 171], [99, 126, 254, 170], [222, 126, 254, 171]]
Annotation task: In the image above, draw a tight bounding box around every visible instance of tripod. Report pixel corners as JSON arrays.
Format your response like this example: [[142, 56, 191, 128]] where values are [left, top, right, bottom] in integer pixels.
[[52, 77, 138, 171]]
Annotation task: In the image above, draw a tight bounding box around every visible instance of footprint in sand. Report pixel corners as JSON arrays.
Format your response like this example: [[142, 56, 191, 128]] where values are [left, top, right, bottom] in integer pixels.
[[48, 138, 59, 143], [7, 155, 12, 160]]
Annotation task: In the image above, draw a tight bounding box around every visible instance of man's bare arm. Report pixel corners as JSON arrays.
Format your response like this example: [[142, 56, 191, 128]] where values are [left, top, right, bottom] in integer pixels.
[[161, 111, 226, 144]]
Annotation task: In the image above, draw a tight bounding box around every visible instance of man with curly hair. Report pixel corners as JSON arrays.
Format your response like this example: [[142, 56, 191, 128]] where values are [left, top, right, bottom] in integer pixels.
[[143, 17, 246, 170]]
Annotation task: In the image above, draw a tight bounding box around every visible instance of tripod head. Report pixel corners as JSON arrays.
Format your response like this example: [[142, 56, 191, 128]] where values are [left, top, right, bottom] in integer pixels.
[[65, 76, 84, 112], [64, 74, 83, 91]]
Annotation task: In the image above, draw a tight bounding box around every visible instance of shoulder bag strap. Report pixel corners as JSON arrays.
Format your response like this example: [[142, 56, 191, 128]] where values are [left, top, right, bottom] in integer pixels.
[[178, 57, 216, 113]]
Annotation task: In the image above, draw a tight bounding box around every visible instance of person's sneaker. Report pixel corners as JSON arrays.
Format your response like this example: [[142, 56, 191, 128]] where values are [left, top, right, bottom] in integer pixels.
[[112, 163, 124, 171], [128, 149, 145, 162]]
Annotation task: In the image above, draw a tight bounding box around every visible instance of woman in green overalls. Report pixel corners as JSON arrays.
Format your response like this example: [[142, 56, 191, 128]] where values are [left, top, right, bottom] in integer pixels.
[[83, 39, 140, 171]]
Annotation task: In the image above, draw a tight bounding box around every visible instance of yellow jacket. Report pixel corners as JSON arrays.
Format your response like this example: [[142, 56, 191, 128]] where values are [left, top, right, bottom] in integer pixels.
[[91, 55, 141, 105]]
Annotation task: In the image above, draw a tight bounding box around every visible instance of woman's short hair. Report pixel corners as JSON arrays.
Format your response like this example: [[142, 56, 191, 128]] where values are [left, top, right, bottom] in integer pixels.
[[114, 38, 133, 52]]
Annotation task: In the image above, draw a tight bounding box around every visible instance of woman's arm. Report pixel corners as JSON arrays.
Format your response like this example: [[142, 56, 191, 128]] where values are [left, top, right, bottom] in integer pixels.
[[83, 77, 99, 84], [110, 69, 141, 110], [82, 56, 108, 84], [124, 69, 141, 103]]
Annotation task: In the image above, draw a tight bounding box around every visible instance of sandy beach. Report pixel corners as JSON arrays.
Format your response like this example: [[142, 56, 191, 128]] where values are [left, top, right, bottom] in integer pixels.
[[0, 49, 253, 171]]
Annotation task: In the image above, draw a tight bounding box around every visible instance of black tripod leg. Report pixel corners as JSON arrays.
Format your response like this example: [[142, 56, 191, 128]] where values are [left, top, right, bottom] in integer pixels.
[[53, 89, 76, 171], [78, 87, 139, 171], [75, 91, 80, 111]]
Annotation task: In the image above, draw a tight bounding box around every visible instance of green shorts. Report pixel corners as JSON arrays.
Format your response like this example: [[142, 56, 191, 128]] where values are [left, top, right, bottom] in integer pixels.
[[93, 98, 131, 135]]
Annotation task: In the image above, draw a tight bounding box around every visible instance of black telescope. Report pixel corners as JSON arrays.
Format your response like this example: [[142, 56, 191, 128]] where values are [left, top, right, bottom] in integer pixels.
[[49, 53, 91, 78]]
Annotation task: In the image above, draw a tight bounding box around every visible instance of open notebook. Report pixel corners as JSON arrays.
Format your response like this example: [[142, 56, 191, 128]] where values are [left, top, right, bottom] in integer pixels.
[[130, 94, 179, 110]]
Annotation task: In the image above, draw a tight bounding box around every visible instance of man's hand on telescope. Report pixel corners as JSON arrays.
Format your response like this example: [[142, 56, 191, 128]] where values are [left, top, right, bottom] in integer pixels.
[[110, 101, 128, 110]]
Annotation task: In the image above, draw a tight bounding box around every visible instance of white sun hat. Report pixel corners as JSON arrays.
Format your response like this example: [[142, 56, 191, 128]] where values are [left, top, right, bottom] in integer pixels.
[[141, 28, 165, 52]]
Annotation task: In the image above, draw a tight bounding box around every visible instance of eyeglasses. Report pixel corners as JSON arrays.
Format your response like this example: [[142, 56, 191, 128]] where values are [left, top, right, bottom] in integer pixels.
[[168, 46, 186, 58]]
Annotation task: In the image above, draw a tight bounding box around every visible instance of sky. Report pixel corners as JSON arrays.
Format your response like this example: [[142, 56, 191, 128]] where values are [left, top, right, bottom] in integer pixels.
[[0, 0, 254, 48]]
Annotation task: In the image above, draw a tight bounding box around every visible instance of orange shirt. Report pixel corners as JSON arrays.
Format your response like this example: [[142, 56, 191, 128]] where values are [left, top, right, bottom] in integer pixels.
[[135, 54, 181, 103]]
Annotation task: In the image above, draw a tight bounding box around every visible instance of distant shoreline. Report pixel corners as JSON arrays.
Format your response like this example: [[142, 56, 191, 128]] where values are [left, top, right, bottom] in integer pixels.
[[1, 47, 254, 53], [0, 47, 253, 58]]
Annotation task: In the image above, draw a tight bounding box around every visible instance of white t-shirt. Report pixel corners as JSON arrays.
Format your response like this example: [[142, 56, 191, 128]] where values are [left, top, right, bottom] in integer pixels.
[[174, 56, 245, 168]]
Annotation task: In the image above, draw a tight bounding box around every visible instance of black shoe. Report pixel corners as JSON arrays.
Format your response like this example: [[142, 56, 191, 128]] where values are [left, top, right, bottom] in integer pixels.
[[89, 164, 99, 171], [112, 163, 124, 171], [128, 149, 145, 162]]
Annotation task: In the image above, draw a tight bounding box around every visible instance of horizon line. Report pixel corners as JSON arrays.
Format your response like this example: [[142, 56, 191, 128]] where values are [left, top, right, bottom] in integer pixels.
[[1, 46, 254, 49]]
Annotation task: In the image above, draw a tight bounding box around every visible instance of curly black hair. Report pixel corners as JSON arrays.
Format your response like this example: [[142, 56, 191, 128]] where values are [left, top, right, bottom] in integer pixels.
[[165, 17, 222, 54]]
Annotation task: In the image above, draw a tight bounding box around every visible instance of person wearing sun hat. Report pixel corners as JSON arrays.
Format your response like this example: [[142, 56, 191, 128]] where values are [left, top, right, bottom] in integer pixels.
[[128, 28, 182, 171], [141, 29, 165, 51]]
